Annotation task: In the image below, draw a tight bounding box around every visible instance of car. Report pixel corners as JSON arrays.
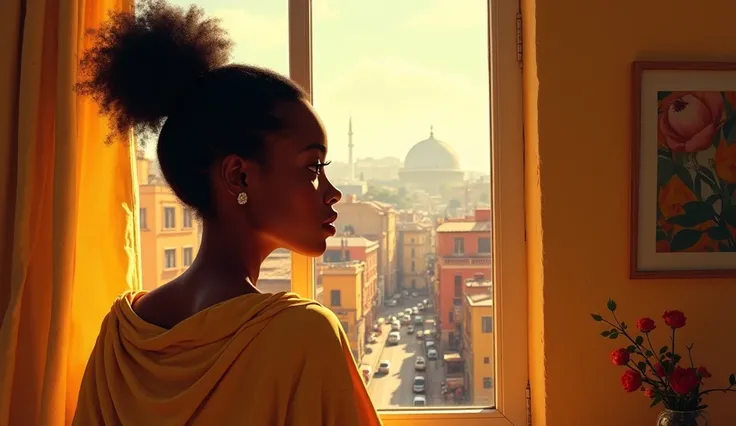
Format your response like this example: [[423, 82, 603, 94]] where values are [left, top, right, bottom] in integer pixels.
[[427, 348, 438, 360], [411, 291, 418, 297], [387, 331, 401, 345], [389, 315, 397, 322], [407, 324, 415, 334], [425, 340, 436, 349], [404, 308, 413, 316], [413, 395, 427, 406], [367, 333, 378, 344], [386, 299, 397, 307], [400, 315, 412, 325], [414, 315, 424, 325], [414, 356, 426, 371], [378, 360, 391, 374], [412, 376, 426, 393], [422, 298, 429, 305], [416, 330, 424, 339], [417, 303, 425, 311], [391, 321, 401, 331], [403, 290, 410, 296], [411, 307, 419, 315]]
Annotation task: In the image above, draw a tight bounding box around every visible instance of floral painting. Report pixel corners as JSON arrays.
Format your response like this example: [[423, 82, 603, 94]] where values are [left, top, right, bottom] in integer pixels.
[[656, 91, 736, 253]]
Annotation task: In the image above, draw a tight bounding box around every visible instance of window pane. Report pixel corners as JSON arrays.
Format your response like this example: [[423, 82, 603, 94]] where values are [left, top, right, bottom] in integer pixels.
[[313, 0, 493, 409], [135, 0, 290, 291]]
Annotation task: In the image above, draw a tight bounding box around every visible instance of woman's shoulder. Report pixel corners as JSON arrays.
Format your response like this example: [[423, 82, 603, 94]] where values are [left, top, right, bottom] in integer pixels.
[[270, 299, 343, 336]]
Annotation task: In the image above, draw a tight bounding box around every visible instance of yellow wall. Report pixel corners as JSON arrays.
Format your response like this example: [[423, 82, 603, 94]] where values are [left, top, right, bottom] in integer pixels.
[[138, 158, 201, 290], [463, 302, 494, 406], [399, 229, 432, 290], [524, 0, 736, 424], [321, 263, 365, 357]]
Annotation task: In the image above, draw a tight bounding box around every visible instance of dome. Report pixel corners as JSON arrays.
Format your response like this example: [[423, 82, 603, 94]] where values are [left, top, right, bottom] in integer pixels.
[[403, 128, 461, 171]]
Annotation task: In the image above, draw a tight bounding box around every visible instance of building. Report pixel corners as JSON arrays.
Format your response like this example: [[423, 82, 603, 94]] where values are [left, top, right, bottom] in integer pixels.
[[257, 249, 292, 294], [319, 236, 380, 328], [320, 260, 366, 361], [435, 208, 492, 347], [333, 196, 397, 302], [462, 290, 494, 405], [399, 127, 465, 193], [137, 153, 201, 290], [397, 222, 433, 291]]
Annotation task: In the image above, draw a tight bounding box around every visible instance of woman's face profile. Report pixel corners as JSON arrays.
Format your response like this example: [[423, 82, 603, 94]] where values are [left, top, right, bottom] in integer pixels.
[[219, 99, 342, 257]]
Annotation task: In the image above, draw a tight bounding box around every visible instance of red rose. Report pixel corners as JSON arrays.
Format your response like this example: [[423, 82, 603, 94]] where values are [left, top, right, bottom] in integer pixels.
[[621, 370, 643, 392], [653, 363, 666, 377], [662, 310, 687, 328], [697, 366, 712, 378], [637, 317, 656, 333], [610, 348, 630, 366], [670, 367, 699, 394], [644, 387, 656, 398]]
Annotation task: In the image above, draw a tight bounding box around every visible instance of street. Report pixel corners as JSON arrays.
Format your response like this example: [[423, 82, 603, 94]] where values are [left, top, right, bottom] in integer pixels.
[[365, 294, 445, 408]]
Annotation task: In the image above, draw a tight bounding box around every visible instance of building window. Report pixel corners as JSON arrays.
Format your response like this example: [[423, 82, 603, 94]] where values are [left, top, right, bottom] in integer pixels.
[[483, 377, 493, 389], [411, 279, 416, 288], [453, 237, 464, 254], [411, 247, 415, 257], [330, 290, 341, 307], [340, 321, 349, 333], [482, 316, 493, 333], [411, 261, 415, 272], [164, 249, 176, 269], [478, 237, 491, 253], [449, 311, 454, 323], [163, 206, 176, 229], [484, 356, 490, 364], [183, 247, 193, 266], [140, 208, 147, 229], [183, 209, 193, 228], [454, 275, 462, 297], [453, 298, 462, 306], [410, 238, 415, 243]]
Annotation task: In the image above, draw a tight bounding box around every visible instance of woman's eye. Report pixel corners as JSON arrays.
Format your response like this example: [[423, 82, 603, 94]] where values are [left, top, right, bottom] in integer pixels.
[[307, 160, 331, 175]]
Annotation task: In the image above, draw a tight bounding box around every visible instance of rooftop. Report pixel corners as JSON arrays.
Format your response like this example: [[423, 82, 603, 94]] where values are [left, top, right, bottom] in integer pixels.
[[466, 292, 493, 307], [436, 221, 491, 233], [326, 236, 379, 249]]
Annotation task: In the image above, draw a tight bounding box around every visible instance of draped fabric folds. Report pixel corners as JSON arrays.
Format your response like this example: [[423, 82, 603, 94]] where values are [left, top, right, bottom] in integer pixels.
[[0, 0, 140, 424]]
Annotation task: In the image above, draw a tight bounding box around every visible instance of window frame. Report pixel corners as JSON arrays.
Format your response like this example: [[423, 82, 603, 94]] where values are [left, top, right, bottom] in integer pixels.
[[183, 246, 194, 267], [163, 248, 177, 270], [163, 206, 176, 230], [183, 208, 194, 229], [287, 0, 527, 425]]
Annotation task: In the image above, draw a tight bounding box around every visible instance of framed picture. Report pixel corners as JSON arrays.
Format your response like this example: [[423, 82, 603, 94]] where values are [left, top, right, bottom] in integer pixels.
[[631, 61, 736, 278]]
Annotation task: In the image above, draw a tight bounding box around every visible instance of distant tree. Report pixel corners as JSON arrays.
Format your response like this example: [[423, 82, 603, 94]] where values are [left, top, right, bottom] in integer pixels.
[[479, 192, 489, 203], [448, 199, 461, 209]]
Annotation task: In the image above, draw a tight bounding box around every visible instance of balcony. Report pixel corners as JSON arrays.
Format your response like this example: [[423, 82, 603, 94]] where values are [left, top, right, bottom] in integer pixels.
[[439, 256, 491, 267]]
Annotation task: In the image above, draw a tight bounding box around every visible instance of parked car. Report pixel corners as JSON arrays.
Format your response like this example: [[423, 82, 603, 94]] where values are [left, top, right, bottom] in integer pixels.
[[411, 307, 419, 315], [404, 308, 413, 316], [387, 331, 401, 345], [425, 340, 436, 350], [367, 333, 378, 344], [416, 330, 424, 339], [413, 395, 427, 406], [417, 303, 425, 311], [386, 299, 397, 307], [379, 360, 391, 374], [413, 376, 426, 393], [411, 291, 418, 298], [400, 315, 412, 325], [427, 348, 438, 360], [391, 321, 401, 331], [414, 356, 426, 371], [407, 325, 415, 334], [414, 315, 424, 325]]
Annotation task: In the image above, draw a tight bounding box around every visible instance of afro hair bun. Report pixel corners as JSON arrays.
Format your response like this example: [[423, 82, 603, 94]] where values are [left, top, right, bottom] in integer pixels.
[[76, 0, 233, 141]]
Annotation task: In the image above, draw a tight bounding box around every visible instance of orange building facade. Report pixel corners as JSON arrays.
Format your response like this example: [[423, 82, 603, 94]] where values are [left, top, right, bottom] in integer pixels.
[[434, 208, 492, 348]]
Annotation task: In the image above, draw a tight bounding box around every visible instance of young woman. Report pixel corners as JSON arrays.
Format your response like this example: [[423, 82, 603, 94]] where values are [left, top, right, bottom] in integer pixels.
[[72, 1, 381, 425]]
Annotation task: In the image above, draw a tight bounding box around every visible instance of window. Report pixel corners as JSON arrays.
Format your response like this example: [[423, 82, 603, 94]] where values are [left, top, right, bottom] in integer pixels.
[[304, 0, 527, 421], [411, 279, 416, 288], [183, 209, 193, 229], [453, 237, 465, 255], [164, 249, 176, 269], [411, 248, 415, 258], [454, 276, 463, 297], [484, 356, 490, 364], [163, 207, 176, 230], [411, 261, 415, 272], [183, 247, 194, 266], [140, 208, 147, 229], [330, 290, 341, 307], [449, 311, 454, 323], [483, 377, 493, 389], [482, 316, 493, 333], [478, 237, 491, 254]]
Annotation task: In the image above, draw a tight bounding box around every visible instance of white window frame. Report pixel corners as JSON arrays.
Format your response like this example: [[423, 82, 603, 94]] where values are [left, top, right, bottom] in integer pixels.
[[163, 206, 176, 230], [287, 1, 527, 425], [183, 246, 194, 266], [163, 248, 177, 270]]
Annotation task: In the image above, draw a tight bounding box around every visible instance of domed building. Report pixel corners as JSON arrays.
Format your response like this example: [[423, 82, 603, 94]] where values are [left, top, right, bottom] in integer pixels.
[[399, 127, 465, 193]]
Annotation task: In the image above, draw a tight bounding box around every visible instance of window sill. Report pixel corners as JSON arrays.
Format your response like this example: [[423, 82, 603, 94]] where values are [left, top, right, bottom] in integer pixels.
[[379, 408, 512, 426]]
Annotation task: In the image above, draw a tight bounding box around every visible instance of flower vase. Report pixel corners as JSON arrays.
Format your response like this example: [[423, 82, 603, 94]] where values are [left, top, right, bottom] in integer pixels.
[[656, 409, 709, 426]]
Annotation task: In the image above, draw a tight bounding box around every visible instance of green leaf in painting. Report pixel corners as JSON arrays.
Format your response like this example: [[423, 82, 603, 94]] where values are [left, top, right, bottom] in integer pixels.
[[683, 201, 716, 224], [694, 175, 703, 199], [657, 157, 676, 187], [609, 331, 619, 339], [591, 314, 603, 322], [635, 336, 644, 345], [706, 193, 721, 205], [729, 374, 735, 386], [727, 117, 736, 143], [627, 345, 636, 353], [674, 164, 694, 189], [659, 346, 668, 354], [656, 229, 669, 241], [697, 166, 718, 188], [658, 147, 673, 159], [637, 361, 647, 371], [601, 330, 611, 337], [607, 299, 617, 312], [657, 91, 672, 102], [668, 214, 703, 228], [670, 229, 703, 252], [707, 226, 732, 241], [650, 396, 662, 408], [645, 350, 654, 357], [718, 242, 733, 252]]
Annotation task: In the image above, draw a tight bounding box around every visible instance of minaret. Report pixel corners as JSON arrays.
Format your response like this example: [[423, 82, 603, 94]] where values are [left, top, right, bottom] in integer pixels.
[[430, 124, 434, 138], [348, 116, 355, 181]]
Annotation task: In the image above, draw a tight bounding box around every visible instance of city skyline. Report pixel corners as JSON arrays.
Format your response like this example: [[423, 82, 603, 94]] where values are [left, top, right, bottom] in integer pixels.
[[147, 0, 492, 173]]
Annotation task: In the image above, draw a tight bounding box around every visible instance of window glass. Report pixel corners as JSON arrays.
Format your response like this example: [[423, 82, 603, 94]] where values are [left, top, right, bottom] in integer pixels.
[[313, 0, 493, 408]]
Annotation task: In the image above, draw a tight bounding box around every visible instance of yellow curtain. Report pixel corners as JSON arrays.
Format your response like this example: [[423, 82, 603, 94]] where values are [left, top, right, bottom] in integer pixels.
[[0, 0, 140, 425]]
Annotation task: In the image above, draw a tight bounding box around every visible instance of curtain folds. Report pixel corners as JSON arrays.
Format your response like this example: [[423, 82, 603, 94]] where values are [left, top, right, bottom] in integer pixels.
[[0, 0, 140, 425]]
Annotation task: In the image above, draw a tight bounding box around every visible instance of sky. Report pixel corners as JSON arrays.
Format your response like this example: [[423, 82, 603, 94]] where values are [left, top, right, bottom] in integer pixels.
[[159, 0, 491, 173]]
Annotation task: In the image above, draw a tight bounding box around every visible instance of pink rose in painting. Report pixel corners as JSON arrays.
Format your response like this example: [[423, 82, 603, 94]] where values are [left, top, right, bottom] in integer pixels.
[[659, 92, 723, 153]]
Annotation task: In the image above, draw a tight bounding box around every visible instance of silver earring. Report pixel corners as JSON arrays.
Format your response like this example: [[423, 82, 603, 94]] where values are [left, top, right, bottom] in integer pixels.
[[236, 192, 248, 205]]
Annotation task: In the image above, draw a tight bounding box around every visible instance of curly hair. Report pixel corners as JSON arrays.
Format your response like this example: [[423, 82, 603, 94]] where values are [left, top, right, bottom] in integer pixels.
[[76, 0, 306, 217]]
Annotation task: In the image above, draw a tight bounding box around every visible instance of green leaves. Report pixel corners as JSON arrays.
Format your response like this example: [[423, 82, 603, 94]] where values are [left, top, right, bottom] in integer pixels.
[[607, 299, 617, 312], [650, 395, 662, 408], [601, 330, 611, 337], [729, 374, 735, 386], [635, 336, 644, 346], [670, 229, 703, 252], [627, 345, 637, 353], [609, 331, 619, 339], [637, 361, 647, 372], [591, 314, 603, 322], [659, 346, 668, 355]]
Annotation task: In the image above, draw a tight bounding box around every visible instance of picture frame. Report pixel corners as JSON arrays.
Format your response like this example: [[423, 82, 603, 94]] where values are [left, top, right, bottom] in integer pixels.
[[631, 61, 736, 279]]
